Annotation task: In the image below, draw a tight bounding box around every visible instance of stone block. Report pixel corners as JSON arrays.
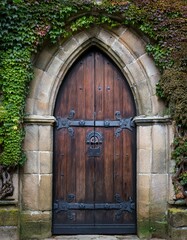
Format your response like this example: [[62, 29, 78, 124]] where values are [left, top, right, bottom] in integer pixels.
[[39, 174, 52, 211], [137, 126, 152, 150], [25, 97, 35, 114], [120, 29, 146, 57], [0, 208, 19, 226], [134, 80, 152, 115], [137, 174, 150, 218], [24, 151, 39, 174], [28, 68, 44, 99], [44, 43, 58, 56], [0, 226, 19, 240], [38, 126, 53, 151], [111, 40, 134, 65], [86, 27, 100, 38], [137, 149, 152, 173], [20, 211, 51, 222], [123, 66, 151, 115], [111, 26, 127, 38], [46, 56, 63, 77], [151, 95, 165, 116], [34, 50, 52, 71], [168, 208, 187, 228], [33, 99, 50, 115], [168, 225, 187, 240], [22, 174, 39, 210], [152, 125, 166, 173], [150, 174, 168, 218], [57, 38, 79, 62], [20, 221, 51, 240], [40, 151, 52, 174], [138, 53, 160, 78], [150, 220, 168, 239], [125, 60, 147, 83], [35, 72, 56, 103], [97, 29, 116, 47], [23, 125, 39, 151], [20, 211, 51, 240], [74, 31, 89, 45]]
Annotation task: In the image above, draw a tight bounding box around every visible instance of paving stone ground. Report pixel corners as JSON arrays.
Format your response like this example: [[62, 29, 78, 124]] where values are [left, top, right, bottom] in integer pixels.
[[44, 235, 165, 240]]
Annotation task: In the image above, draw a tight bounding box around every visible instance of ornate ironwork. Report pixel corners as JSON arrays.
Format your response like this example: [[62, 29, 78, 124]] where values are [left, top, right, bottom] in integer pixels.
[[53, 194, 76, 220], [54, 193, 135, 221], [115, 111, 135, 137], [56, 110, 135, 138], [86, 131, 103, 144], [114, 193, 135, 220], [86, 131, 103, 157], [0, 165, 14, 199], [56, 110, 75, 137]]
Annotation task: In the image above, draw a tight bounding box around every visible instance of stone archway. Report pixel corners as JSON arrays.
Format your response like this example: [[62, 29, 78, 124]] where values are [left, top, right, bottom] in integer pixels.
[[22, 26, 172, 239]]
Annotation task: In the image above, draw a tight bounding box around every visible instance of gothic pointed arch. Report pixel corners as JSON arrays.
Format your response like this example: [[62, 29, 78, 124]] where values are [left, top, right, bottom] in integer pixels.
[[26, 27, 164, 117]]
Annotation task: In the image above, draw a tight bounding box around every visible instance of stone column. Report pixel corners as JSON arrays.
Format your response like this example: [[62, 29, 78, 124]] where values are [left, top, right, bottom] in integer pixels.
[[134, 116, 173, 239], [21, 115, 55, 239]]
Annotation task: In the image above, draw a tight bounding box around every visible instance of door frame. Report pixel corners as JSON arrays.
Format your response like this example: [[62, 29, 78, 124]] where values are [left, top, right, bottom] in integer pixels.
[[52, 48, 137, 234], [23, 26, 172, 239]]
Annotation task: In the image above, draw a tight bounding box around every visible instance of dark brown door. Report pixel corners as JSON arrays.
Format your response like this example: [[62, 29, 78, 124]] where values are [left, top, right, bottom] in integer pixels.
[[53, 48, 136, 234]]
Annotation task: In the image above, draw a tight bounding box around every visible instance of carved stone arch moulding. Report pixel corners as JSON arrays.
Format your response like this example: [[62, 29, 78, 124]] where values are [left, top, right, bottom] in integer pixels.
[[26, 26, 164, 117]]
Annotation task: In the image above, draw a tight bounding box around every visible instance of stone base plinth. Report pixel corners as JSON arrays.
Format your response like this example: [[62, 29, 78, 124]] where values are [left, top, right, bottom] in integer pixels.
[[168, 207, 187, 240]]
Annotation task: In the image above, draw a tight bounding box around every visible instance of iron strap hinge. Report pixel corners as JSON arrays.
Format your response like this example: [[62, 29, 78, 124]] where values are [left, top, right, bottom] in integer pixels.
[[54, 193, 135, 221], [56, 110, 135, 137]]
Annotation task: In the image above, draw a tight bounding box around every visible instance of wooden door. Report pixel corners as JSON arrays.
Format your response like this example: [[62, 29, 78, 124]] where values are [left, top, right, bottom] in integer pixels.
[[53, 48, 136, 234]]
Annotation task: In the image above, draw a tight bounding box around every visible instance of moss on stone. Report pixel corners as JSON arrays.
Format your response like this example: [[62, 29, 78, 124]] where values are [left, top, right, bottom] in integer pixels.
[[168, 207, 187, 228], [150, 220, 168, 238], [0, 208, 19, 226], [168, 225, 187, 240], [138, 220, 151, 239], [169, 207, 187, 213], [20, 221, 51, 240], [20, 211, 51, 239]]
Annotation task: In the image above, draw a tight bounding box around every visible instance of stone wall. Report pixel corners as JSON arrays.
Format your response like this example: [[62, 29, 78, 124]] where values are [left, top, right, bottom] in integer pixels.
[[135, 117, 172, 239], [168, 207, 187, 240], [0, 202, 19, 240]]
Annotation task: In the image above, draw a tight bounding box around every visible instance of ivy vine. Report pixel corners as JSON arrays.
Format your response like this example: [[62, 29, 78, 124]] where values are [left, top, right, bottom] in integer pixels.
[[0, 0, 186, 200]]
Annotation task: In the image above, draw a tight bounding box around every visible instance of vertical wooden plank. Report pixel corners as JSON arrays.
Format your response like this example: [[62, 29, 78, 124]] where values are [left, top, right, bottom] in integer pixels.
[[113, 71, 123, 198], [103, 55, 114, 203]]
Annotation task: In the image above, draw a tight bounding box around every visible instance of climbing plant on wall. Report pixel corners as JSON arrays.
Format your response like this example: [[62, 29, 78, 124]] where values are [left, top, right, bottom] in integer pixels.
[[0, 0, 186, 200]]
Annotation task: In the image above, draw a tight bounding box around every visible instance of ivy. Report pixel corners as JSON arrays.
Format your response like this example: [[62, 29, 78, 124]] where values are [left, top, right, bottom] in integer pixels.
[[0, 47, 33, 166], [146, 44, 173, 70]]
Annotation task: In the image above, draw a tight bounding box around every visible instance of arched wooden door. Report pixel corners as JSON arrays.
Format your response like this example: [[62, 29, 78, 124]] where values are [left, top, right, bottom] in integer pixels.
[[53, 48, 136, 234]]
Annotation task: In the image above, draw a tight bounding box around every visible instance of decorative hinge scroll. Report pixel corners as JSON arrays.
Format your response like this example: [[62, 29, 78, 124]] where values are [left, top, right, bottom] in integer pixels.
[[114, 193, 135, 220], [56, 110, 135, 138], [54, 193, 135, 221], [54, 194, 76, 221], [56, 110, 75, 137], [115, 111, 135, 137]]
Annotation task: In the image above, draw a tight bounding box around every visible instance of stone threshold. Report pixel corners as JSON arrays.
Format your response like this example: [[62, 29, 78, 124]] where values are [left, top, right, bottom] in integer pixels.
[[43, 236, 139, 240], [43, 235, 165, 240]]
